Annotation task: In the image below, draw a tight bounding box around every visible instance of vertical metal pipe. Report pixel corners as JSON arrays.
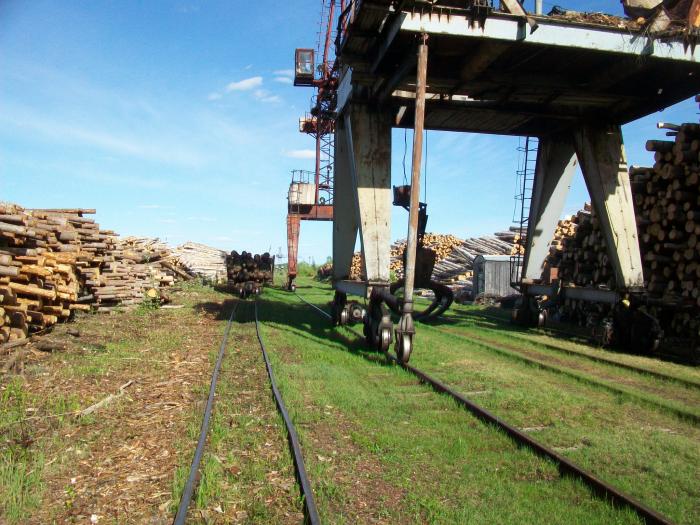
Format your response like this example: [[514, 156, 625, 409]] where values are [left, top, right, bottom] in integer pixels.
[[315, 130, 321, 206], [403, 34, 428, 315], [535, 0, 542, 15]]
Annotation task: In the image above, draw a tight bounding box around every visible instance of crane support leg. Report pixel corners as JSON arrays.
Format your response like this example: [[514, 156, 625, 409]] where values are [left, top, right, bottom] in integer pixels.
[[522, 134, 578, 282], [286, 214, 300, 291], [337, 103, 393, 284], [573, 124, 644, 290], [332, 117, 359, 282], [332, 103, 392, 347]]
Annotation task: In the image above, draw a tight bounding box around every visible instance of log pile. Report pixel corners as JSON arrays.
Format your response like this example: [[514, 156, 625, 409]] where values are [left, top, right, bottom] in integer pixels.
[[495, 227, 527, 256], [226, 251, 274, 286], [316, 262, 333, 280], [173, 242, 227, 282], [0, 204, 183, 344], [348, 232, 513, 297], [86, 237, 183, 311], [432, 236, 513, 283], [543, 120, 700, 341]]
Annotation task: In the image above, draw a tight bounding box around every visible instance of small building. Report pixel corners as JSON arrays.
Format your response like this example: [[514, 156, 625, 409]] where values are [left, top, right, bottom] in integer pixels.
[[473, 255, 519, 298]]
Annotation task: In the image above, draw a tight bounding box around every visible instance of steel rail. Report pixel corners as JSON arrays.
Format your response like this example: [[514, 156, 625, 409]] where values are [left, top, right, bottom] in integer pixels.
[[295, 292, 333, 320], [254, 298, 321, 525], [294, 292, 676, 525], [425, 326, 700, 426], [392, 357, 675, 525], [173, 302, 238, 525], [444, 315, 700, 390]]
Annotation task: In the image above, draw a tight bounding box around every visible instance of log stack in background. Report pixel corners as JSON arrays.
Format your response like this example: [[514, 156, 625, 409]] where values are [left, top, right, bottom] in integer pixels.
[[543, 120, 700, 343], [0, 203, 185, 344], [86, 236, 184, 312], [348, 232, 513, 298], [173, 242, 227, 283], [226, 251, 274, 287]]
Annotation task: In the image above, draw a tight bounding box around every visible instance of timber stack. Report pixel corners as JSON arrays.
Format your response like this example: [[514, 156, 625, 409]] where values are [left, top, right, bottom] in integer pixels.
[[87, 236, 183, 311], [0, 203, 183, 345], [173, 242, 227, 282], [225, 251, 275, 296], [348, 232, 513, 294], [543, 119, 700, 345]]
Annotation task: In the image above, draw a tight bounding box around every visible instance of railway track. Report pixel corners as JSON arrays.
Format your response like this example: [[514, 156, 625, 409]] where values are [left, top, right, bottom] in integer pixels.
[[293, 291, 677, 525], [173, 299, 320, 525], [448, 311, 700, 390], [423, 325, 700, 426]]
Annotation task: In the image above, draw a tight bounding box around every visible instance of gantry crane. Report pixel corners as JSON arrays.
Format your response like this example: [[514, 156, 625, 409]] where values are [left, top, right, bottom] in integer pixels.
[[286, 1, 342, 291], [314, 0, 700, 364]]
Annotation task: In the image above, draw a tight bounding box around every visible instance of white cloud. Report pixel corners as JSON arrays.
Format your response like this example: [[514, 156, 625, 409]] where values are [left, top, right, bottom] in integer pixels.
[[207, 92, 222, 101], [226, 76, 263, 92], [273, 76, 293, 85], [273, 69, 294, 77], [284, 149, 316, 159], [253, 90, 281, 103], [175, 3, 200, 13], [187, 216, 217, 222], [158, 218, 177, 224], [0, 105, 208, 167]]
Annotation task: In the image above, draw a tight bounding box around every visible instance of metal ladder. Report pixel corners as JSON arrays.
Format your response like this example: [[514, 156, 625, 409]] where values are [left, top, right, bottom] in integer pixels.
[[510, 136, 538, 289]]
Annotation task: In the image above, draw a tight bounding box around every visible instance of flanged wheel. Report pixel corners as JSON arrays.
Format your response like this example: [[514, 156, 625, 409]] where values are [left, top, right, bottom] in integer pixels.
[[339, 307, 350, 326], [379, 327, 392, 353], [396, 333, 412, 363]]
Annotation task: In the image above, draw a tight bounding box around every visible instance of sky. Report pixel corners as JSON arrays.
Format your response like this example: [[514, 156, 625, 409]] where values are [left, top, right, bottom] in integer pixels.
[[1, 0, 698, 264]]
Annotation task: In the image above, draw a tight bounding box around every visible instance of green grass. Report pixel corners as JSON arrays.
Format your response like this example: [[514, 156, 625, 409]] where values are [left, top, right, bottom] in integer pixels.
[[0, 379, 46, 521], [404, 301, 700, 524], [0, 282, 228, 523], [254, 281, 647, 524], [447, 305, 700, 385], [424, 324, 700, 424], [169, 301, 302, 522]]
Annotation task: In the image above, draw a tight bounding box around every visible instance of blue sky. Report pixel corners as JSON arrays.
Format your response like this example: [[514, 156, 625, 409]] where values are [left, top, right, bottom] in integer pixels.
[[1, 1, 697, 264]]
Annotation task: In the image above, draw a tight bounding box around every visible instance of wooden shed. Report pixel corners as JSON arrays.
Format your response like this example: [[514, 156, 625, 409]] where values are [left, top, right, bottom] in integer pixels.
[[473, 255, 518, 298]]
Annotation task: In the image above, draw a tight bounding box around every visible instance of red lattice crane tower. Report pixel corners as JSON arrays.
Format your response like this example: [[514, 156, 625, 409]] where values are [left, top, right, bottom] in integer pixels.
[[285, 0, 341, 291]]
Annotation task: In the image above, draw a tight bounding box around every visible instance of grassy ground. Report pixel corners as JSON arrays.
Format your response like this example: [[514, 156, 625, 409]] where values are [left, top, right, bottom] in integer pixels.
[[0, 282, 300, 524], [444, 306, 700, 386], [3, 278, 697, 524], [169, 299, 302, 523], [271, 278, 699, 525], [256, 282, 647, 524]]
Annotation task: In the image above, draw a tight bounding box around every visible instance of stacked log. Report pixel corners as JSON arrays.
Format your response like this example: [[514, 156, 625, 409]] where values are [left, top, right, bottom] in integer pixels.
[[226, 251, 274, 286], [0, 204, 183, 344], [495, 227, 527, 256], [86, 237, 182, 311], [316, 262, 333, 280], [432, 236, 513, 283], [347, 232, 513, 295], [543, 121, 700, 341], [0, 204, 95, 343], [173, 242, 227, 282], [543, 204, 602, 287]]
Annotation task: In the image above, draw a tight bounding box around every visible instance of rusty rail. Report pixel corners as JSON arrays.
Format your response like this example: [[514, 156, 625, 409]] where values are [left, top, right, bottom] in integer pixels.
[[255, 299, 321, 525], [294, 292, 676, 525], [173, 302, 238, 525]]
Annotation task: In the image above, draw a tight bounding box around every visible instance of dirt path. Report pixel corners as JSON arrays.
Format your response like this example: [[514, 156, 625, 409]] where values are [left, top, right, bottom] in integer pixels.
[[0, 286, 301, 524], [19, 292, 222, 523]]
